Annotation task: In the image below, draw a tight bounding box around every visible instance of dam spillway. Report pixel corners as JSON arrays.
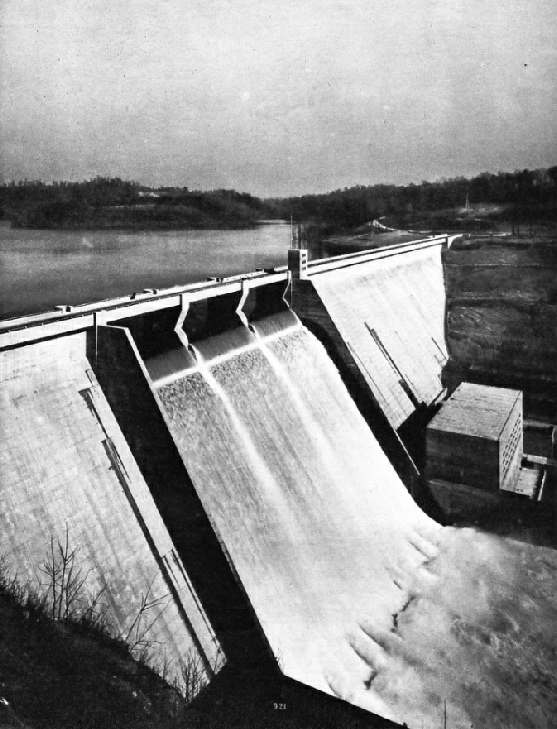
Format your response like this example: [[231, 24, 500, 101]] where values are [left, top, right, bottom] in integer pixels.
[[148, 311, 440, 696], [0, 236, 452, 720]]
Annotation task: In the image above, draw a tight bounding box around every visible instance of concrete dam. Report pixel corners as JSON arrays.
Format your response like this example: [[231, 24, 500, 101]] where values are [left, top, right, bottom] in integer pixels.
[[0, 237, 454, 722]]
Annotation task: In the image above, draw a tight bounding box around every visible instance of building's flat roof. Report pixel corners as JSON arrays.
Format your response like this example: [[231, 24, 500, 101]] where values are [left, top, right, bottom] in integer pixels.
[[428, 382, 522, 440]]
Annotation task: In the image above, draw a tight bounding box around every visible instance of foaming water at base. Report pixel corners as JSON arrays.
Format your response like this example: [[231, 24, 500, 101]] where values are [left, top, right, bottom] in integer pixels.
[[341, 527, 557, 729]]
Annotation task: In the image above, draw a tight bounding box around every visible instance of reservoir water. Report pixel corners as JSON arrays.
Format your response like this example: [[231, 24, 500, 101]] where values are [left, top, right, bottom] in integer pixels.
[[0, 222, 290, 320]]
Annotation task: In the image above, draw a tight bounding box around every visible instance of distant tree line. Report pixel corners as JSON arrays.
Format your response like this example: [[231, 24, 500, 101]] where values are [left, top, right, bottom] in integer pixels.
[[267, 166, 557, 234], [0, 178, 267, 230], [2, 167, 557, 231]]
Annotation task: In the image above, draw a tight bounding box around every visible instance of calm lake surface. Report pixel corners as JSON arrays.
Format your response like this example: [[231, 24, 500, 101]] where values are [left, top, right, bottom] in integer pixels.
[[0, 223, 291, 320]]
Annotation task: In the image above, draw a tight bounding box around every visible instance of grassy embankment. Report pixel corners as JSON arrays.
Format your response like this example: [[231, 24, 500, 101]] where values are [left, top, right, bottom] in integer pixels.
[[443, 233, 557, 421], [0, 556, 202, 729], [269, 166, 557, 255], [308, 204, 557, 257]]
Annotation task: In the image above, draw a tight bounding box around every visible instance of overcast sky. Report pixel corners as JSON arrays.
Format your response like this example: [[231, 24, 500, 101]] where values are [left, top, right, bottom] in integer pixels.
[[1, 0, 556, 196]]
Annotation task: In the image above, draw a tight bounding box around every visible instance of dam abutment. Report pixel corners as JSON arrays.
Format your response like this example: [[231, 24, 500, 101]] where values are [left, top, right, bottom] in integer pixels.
[[0, 330, 221, 683]]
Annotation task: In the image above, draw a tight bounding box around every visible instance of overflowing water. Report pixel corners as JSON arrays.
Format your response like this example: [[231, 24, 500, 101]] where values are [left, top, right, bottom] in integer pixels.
[[150, 317, 440, 698], [147, 315, 557, 728]]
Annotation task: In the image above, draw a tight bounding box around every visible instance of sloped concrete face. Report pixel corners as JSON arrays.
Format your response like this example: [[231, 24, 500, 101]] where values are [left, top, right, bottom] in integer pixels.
[[293, 243, 448, 430], [0, 334, 221, 681]]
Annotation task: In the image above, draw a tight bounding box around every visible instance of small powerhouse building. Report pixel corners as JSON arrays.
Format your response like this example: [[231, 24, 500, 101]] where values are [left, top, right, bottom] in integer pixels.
[[426, 383, 523, 491]]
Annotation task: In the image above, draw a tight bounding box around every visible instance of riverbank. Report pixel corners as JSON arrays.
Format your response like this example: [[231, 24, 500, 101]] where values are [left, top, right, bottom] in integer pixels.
[[8, 203, 263, 231], [0, 180, 273, 231], [312, 228, 429, 257], [443, 232, 557, 421]]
